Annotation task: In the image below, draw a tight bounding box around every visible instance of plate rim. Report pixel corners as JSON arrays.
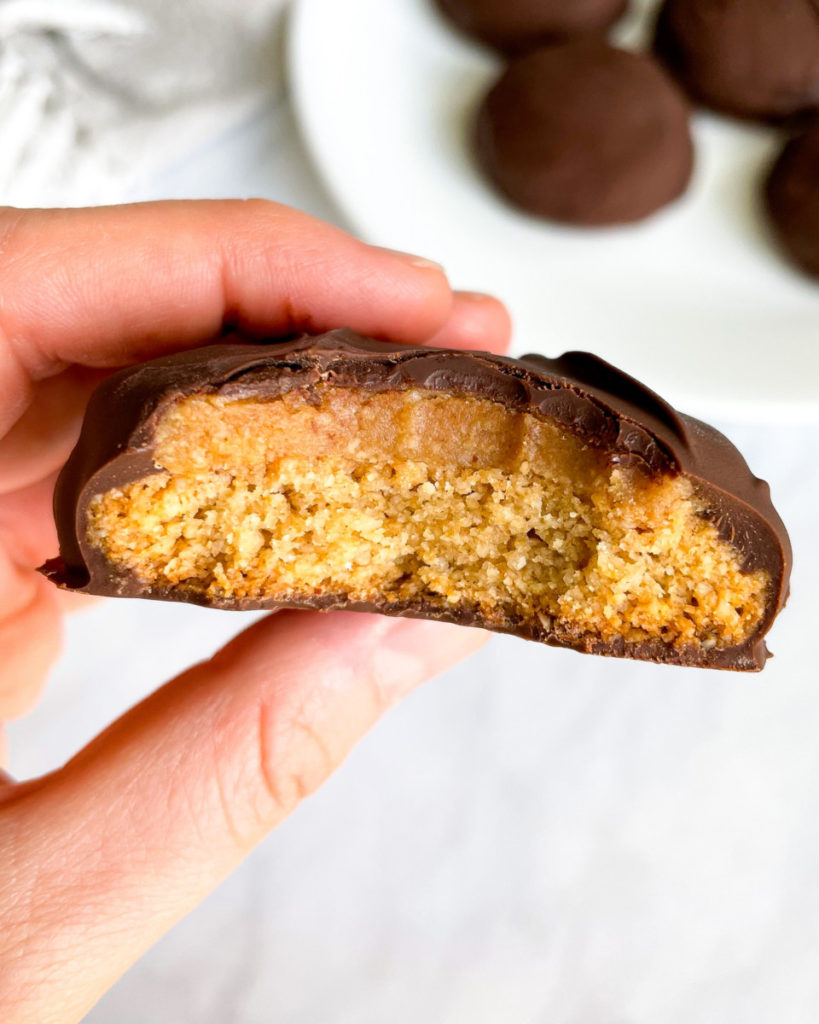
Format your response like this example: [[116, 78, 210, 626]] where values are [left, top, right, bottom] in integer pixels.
[[287, 0, 819, 425]]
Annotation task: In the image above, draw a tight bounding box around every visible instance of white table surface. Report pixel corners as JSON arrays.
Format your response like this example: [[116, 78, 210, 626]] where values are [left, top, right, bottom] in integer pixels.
[[8, 69, 819, 1024]]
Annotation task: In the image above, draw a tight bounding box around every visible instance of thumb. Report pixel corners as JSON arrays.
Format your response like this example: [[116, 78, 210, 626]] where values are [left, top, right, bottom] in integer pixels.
[[0, 611, 485, 1024]]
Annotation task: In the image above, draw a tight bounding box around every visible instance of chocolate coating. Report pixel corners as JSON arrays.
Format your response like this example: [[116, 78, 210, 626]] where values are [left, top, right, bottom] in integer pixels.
[[475, 41, 694, 225], [765, 125, 819, 278], [654, 0, 819, 122], [41, 330, 791, 671], [434, 0, 628, 54]]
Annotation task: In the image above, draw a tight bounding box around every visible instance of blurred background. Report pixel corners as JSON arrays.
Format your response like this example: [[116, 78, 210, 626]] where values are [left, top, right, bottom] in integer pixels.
[[5, 0, 819, 1021]]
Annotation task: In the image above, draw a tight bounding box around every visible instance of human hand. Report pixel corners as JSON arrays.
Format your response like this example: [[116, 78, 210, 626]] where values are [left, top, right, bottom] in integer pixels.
[[0, 201, 511, 1023]]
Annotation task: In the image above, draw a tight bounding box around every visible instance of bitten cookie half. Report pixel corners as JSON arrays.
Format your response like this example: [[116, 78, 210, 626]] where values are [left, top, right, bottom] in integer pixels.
[[41, 331, 791, 671]]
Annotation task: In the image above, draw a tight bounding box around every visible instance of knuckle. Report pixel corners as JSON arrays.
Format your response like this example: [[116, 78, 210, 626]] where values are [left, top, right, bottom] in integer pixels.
[[254, 697, 335, 820]]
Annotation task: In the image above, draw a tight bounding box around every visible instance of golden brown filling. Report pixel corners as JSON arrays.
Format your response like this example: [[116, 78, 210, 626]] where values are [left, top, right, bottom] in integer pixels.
[[86, 387, 768, 650]]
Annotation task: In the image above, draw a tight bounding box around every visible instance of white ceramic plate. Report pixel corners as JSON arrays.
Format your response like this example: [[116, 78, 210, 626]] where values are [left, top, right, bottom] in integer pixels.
[[288, 0, 819, 422]]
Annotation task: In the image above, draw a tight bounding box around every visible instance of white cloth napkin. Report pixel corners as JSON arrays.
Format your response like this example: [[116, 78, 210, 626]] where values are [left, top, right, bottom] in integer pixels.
[[0, 0, 286, 206]]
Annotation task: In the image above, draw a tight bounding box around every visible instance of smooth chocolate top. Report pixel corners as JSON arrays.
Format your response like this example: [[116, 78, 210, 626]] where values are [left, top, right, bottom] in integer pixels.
[[434, 0, 628, 54], [475, 41, 694, 226], [765, 125, 819, 279], [42, 330, 791, 670], [654, 0, 819, 122]]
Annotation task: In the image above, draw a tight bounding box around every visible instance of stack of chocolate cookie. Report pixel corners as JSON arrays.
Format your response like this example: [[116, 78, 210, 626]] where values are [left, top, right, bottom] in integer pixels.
[[434, 0, 819, 276]]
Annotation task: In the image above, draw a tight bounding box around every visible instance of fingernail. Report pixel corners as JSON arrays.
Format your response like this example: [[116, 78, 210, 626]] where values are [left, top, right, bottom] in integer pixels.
[[375, 246, 445, 274], [455, 290, 497, 303]]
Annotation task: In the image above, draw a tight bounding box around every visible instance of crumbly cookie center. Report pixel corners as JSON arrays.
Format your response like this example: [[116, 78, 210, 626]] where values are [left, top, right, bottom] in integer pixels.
[[86, 386, 767, 650]]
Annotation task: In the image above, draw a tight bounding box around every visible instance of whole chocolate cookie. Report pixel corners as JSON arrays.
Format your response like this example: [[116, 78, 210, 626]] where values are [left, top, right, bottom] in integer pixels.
[[434, 0, 628, 54], [765, 126, 819, 278], [475, 41, 694, 225], [655, 0, 819, 122]]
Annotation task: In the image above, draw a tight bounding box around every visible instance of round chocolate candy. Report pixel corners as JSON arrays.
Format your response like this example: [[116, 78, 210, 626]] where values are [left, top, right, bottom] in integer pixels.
[[433, 0, 628, 54], [765, 126, 819, 278], [475, 40, 694, 225], [654, 0, 819, 122]]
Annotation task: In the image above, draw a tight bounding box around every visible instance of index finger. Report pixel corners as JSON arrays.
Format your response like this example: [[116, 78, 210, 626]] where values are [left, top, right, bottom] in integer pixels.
[[0, 199, 456, 386]]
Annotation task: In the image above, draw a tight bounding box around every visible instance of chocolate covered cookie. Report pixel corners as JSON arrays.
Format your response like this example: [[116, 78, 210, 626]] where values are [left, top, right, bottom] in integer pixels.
[[765, 125, 819, 278], [655, 0, 819, 122], [41, 330, 790, 671], [475, 41, 694, 225], [434, 0, 628, 54]]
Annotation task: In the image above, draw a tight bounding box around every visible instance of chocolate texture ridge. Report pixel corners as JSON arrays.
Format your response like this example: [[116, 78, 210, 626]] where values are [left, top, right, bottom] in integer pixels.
[[41, 330, 791, 671]]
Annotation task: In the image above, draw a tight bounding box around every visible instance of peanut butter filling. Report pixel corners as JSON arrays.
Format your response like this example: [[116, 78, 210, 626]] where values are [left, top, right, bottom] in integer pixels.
[[86, 387, 768, 650]]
